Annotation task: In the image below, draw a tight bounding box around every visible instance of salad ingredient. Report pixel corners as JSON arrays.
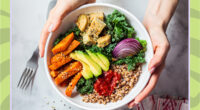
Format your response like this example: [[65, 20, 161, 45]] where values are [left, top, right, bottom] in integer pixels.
[[83, 43, 116, 62], [49, 55, 72, 70], [86, 50, 108, 71], [76, 14, 88, 32], [105, 10, 135, 43], [89, 12, 104, 21], [54, 61, 82, 85], [60, 79, 71, 87], [70, 52, 93, 79], [52, 32, 74, 54], [76, 51, 102, 77], [65, 71, 83, 97], [50, 70, 59, 78], [94, 70, 121, 96], [54, 26, 80, 46], [51, 40, 80, 64], [82, 33, 96, 45], [135, 37, 147, 53], [97, 34, 111, 48], [113, 38, 142, 58], [82, 65, 141, 104], [76, 77, 96, 95], [113, 38, 147, 71], [96, 52, 110, 70], [86, 17, 106, 41], [81, 62, 94, 79], [114, 54, 145, 71]]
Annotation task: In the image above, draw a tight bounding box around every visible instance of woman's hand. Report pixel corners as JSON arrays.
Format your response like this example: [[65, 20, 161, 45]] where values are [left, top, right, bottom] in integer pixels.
[[128, 21, 170, 108], [39, 0, 95, 57], [128, 0, 179, 108]]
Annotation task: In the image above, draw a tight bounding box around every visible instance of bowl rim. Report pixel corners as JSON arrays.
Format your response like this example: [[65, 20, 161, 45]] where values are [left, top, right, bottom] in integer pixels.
[[44, 3, 152, 110]]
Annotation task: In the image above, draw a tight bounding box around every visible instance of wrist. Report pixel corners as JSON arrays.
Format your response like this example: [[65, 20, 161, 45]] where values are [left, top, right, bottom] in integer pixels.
[[143, 13, 166, 33]]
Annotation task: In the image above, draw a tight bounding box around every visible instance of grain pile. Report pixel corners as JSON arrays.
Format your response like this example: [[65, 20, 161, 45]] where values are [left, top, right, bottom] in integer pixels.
[[82, 64, 142, 104]]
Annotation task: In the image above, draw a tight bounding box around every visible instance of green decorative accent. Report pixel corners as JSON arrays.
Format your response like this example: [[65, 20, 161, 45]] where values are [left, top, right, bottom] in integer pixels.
[[0, 95, 10, 110], [0, 0, 10, 109], [191, 0, 200, 109], [0, 28, 10, 44]]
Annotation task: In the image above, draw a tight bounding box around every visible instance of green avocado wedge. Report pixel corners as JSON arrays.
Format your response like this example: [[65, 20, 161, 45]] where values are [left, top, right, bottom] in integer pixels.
[[96, 52, 110, 70], [70, 52, 93, 79], [75, 51, 102, 77], [86, 50, 109, 71]]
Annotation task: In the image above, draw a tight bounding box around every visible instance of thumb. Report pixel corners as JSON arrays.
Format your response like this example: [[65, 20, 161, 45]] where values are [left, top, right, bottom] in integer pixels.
[[148, 44, 169, 73], [51, 18, 62, 32]]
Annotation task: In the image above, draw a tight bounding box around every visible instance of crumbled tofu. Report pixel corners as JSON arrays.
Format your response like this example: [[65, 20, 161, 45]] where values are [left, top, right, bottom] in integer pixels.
[[97, 34, 111, 48], [76, 14, 88, 32], [89, 12, 104, 21], [86, 18, 106, 39], [82, 33, 96, 45]]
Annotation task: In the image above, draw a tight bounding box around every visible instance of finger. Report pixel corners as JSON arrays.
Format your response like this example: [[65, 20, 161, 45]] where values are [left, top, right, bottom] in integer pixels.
[[39, 9, 62, 57], [128, 63, 164, 108], [51, 18, 62, 32], [39, 21, 51, 57], [148, 44, 169, 72], [87, 0, 96, 3]]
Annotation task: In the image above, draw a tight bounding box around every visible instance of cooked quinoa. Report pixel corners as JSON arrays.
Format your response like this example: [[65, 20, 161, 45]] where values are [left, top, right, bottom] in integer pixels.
[[81, 64, 142, 104]]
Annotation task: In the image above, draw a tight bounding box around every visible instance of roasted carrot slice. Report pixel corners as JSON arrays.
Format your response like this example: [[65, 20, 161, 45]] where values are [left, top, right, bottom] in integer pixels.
[[50, 70, 59, 78], [60, 78, 72, 87], [49, 55, 72, 70], [52, 32, 74, 54], [63, 40, 80, 55], [65, 71, 82, 97], [51, 40, 80, 64], [54, 61, 82, 85], [49, 64, 70, 78]]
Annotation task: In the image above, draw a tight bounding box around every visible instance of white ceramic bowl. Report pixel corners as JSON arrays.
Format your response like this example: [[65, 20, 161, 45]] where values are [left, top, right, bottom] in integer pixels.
[[44, 3, 153, 110]]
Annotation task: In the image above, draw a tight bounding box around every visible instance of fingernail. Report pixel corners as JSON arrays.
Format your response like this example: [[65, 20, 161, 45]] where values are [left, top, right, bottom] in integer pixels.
[[149, 67, 155, 74], [128, 102, 139, 109], [128, 106, 133, 109], [39, 51, 42, 57], [48, 24, 54, 32]]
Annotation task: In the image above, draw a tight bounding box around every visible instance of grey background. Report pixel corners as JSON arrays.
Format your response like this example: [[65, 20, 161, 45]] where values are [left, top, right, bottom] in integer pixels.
[[11, 0, 188, 110]]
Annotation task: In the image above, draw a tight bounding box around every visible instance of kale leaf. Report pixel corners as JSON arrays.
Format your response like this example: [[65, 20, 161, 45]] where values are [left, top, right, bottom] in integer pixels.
[[76, 77, 96, 95], [105, 10, 135, 43]]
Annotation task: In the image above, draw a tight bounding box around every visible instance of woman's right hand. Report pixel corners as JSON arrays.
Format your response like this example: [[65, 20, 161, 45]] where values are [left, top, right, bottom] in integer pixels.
[[39, 0, 96, 57]]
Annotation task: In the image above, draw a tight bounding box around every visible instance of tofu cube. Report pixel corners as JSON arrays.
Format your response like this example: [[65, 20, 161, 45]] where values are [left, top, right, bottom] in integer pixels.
[[86, 17, 106, 39], [76, 14, 88, 32], [97, 34, 111, 48], [82, 33, 96, 45], [89, 12, 104, 21]]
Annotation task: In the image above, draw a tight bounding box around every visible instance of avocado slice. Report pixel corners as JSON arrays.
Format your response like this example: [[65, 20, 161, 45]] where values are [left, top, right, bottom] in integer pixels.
[[76, 51, 102, 77], [70, 52, 93, 79], [86, 50, 108, 71], [96, 52, 110, 70]]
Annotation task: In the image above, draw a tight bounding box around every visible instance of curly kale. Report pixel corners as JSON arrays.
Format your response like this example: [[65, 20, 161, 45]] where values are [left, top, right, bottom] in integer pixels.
[[76, 77, 96, 95], [105, 10, 135, 43]]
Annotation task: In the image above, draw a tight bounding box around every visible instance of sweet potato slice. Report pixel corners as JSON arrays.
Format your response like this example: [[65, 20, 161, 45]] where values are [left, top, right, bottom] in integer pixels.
[[54, 61, 82, 85], [52, 32, 74, 54], [50, 70, 59, 78], [49, 55, 72, 70], [51, 40, 80, 64], [50, 63, 75, 78], [65, 71, 82, 97], [60, 78, 72, 87]]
